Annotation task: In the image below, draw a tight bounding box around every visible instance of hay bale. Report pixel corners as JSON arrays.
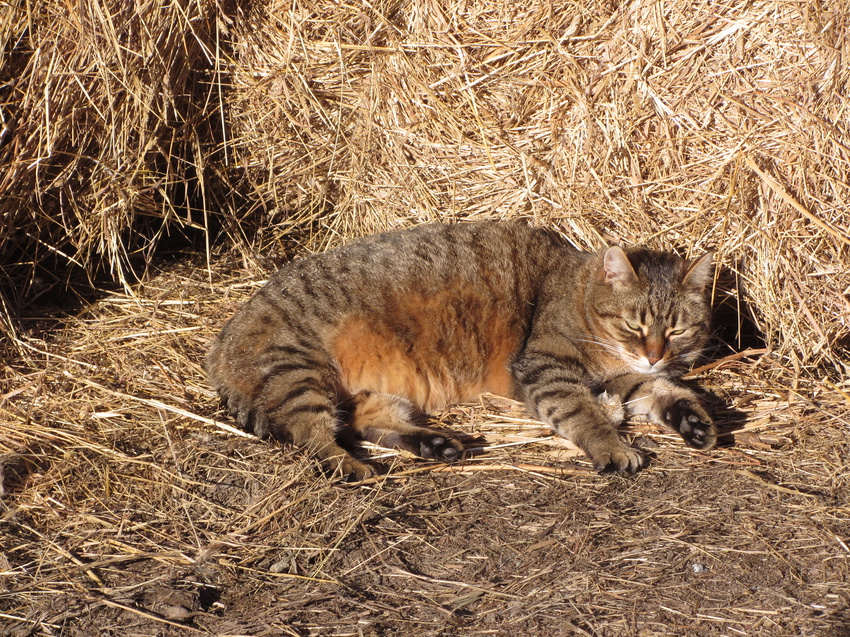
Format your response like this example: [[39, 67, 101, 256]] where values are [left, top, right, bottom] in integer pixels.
[[226, 0, 849, 371], [0, 0, 220, 317]]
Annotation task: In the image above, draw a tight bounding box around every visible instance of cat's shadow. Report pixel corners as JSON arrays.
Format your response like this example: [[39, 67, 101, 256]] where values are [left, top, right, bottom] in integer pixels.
[[701, 388, 753, 450]]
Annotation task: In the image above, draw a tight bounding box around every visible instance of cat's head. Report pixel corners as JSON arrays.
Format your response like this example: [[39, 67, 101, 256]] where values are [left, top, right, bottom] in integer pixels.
[[587, 246, 714, 376]]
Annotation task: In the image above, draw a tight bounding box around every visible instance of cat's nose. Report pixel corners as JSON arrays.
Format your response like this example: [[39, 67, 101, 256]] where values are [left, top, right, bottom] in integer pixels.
[[645, 338, 665, 365]]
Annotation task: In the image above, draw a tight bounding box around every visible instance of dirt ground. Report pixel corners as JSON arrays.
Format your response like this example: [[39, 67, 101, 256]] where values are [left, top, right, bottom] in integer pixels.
[[1, 255, 848, 637]]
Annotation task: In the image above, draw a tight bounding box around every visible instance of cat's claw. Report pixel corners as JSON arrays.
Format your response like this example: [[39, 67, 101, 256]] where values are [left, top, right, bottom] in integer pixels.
[[325, 456, 375, 482], [593, 446, 645, 475], [664, 399, 716, 450]]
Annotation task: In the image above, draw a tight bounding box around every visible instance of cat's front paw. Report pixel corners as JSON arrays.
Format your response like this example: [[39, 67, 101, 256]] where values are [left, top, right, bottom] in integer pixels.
[[591, 444, 645, 475], [663, 399, 716, 450]]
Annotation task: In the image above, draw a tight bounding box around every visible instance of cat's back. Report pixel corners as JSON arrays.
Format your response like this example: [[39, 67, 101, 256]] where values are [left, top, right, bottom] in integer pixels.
[[269, 221, 563, 302]]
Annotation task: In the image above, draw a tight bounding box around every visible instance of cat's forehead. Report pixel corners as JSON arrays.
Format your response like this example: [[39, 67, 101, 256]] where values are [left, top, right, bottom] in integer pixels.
[[626, 284, 706, 324], [626, 296, 674, 320]]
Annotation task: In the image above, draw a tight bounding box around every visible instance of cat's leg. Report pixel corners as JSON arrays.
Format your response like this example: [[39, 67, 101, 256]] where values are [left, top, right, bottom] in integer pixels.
[[511, 353, 645, 474], [604, 373, 716, 450], [260, 368, 377, 479], [343, 391, 464, 462], [206, 311, 367, 479]]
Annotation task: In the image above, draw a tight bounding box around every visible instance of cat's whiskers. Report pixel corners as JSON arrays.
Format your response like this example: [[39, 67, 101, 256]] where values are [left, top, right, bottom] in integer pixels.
[[569, 334, 633, 361], [549, 330, 661, 374], [574, 333, 705, 377]]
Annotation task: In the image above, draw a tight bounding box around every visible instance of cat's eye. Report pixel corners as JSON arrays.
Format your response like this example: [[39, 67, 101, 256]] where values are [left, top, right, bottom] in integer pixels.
[[625, 321, 642, 332], [669, 328, 686, 336]]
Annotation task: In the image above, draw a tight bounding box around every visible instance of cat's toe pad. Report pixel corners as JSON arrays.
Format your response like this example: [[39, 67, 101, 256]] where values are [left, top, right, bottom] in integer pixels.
[[664, 399, 716, 450], [418, 434, 465, 463]]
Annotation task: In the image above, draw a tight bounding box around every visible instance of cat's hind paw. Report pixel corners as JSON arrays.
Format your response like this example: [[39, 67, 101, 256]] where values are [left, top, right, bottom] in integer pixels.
[[592, 445, 645, 475], [324, 455, 375, 482], [417, 433, 465, 463], [663, 399, 716, 450]]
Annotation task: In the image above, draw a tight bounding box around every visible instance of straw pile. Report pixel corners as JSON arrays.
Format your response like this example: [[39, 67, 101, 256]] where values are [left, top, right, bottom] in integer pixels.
[[1, 2, 850, 633], [0, 0, 220, 318], [2, 0, 848, 370]]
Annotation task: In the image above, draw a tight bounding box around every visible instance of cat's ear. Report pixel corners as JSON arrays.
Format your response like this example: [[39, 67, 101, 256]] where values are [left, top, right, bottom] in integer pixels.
[[683, 252, 715, 292], [602, 246, 637, 286]]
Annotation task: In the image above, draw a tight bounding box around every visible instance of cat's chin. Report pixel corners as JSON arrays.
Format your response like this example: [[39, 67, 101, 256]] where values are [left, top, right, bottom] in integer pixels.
[[632, 359, 666, 375]]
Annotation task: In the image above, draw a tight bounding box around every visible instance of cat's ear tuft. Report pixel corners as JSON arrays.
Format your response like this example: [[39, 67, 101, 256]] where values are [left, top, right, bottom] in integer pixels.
[[602, 246, 637, 286], [683, 252, 715, 292]]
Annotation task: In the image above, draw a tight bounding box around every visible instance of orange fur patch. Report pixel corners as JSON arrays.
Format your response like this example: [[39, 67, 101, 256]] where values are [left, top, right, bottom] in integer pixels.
[[328, 286, 520, 411], [480, 318, 516, 397]]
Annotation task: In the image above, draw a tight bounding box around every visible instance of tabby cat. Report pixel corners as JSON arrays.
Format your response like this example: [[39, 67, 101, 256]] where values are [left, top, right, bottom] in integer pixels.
[[207, 222, 716, 479]]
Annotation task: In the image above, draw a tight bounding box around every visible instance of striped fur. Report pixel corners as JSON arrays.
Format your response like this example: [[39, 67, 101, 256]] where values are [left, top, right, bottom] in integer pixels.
[[206, 222, 716, 479]]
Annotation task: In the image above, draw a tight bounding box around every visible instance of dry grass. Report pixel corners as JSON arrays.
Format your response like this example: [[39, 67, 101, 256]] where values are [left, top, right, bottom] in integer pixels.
[[2, 0, 850, 635], [0, 0, 222, 317], [1, 260, 849, 635]]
